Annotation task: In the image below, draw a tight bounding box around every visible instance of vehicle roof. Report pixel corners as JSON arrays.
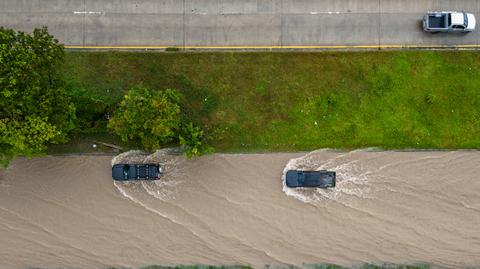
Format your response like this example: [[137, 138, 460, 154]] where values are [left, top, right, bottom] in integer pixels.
[[451, 13, 465, 25], [285, 170, 335, 188], [111, 163, 160, 180]]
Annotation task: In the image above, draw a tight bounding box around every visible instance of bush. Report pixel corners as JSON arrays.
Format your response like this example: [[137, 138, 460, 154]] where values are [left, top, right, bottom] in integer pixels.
[[179, 122, 214, 158], [66, 86, 114, 134], [108, 86, 181, 150]]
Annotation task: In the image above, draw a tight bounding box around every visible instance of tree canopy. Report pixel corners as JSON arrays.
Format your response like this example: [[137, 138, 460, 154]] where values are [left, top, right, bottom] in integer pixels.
[[108, 86, 214, 157], [108, 87, 182, 150], [0, 27, 75, 167]]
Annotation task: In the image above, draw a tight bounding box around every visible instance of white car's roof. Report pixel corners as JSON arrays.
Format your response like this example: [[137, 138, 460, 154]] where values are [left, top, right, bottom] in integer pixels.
[[451, 12, 465, 25]]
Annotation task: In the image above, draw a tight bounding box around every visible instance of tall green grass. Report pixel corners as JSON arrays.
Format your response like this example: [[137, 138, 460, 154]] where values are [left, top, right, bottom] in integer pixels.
[[63, 51, 480, 152]]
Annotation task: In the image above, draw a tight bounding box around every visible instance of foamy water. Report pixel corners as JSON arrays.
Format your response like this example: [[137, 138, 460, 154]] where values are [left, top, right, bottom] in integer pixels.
[[1, 151, 479, 269]]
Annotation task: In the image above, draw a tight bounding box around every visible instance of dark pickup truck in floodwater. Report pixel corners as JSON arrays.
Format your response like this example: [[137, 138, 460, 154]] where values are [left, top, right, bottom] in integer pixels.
[[286, 170, 336, 188], [423, 11, 476, 32], [112, 164, 161, 181]]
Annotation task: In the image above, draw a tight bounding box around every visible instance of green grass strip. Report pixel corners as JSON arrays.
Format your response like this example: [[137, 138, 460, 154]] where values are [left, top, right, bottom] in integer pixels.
[[63, 51, 480, 152]]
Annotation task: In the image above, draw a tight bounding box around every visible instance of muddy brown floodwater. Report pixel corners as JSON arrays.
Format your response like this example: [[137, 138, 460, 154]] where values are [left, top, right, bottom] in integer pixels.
[[1, 150, 480, 269]]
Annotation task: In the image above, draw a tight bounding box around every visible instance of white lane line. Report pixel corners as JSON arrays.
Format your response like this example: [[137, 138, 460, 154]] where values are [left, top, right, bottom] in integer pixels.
[[73, 11, 105, 15], [188, 10, 345, 15], [310, 11, 344, 15]]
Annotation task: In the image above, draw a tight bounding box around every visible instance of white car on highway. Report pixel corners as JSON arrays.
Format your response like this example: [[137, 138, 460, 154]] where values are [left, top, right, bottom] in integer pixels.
[[423, 11, 476, 33]]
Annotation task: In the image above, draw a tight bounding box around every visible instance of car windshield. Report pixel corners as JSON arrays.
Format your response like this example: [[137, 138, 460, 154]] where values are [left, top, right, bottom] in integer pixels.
[[123, 166, 129, 179]]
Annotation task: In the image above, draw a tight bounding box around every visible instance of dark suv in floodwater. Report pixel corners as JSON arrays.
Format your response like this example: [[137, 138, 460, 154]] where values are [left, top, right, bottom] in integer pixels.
[[112, 164, 161, 181], [286, 170, 336, 188]]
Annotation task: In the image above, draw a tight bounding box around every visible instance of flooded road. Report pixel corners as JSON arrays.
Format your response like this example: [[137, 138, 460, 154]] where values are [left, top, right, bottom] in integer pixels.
[[1, 151, 479, 269]]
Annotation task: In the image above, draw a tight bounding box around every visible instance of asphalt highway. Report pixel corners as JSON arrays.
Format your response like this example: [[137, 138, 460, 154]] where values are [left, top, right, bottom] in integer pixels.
[[1, 0, 480, 48]]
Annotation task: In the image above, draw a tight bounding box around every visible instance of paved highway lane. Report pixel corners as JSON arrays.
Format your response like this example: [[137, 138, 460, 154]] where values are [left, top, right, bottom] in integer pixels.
[[1, 0, 480, 48]]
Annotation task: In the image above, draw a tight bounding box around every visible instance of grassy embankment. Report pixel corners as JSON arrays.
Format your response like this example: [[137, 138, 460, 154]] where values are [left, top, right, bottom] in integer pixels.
[[60, 51, 480, 153]]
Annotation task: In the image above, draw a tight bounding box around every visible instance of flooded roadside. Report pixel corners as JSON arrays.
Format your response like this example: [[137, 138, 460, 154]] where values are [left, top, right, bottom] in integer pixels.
[[1, 151, 479, 269]]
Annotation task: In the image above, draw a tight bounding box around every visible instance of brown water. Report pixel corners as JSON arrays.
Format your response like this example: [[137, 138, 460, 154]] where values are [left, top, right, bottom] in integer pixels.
[[1, 150, 480, 269]]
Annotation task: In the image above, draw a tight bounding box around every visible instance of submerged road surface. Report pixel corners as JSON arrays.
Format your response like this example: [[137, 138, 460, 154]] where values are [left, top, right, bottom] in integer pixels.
[[1, 0, 480, 48], [0, 151, 480, 269]]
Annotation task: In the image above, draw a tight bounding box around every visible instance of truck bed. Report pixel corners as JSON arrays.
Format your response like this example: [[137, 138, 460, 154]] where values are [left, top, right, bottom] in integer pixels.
[[428, 14, 447, 28]]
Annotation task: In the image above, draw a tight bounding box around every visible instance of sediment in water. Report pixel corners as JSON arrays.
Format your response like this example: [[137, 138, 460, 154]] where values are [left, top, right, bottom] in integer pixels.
[[1, 151, 479, 268]]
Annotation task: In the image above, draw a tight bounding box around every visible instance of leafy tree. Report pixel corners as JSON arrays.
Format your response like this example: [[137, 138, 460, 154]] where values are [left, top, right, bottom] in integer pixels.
[[0, 27, 76, 167], [108, 87, 181, 150], [179, 122, 214, 158]]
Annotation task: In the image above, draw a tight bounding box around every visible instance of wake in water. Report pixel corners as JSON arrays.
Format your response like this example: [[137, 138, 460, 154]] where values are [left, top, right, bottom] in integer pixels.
[[112, 149, 186, 201], [282, 149, 373, 203]]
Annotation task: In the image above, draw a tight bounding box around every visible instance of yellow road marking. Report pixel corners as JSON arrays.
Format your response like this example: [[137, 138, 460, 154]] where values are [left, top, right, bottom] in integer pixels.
[[65, 44, 480, 50]]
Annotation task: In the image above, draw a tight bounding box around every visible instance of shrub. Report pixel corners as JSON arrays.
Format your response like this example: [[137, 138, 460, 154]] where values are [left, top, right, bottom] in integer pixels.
[[108, 87, 181, 150], [179, 122, 214, 158]]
